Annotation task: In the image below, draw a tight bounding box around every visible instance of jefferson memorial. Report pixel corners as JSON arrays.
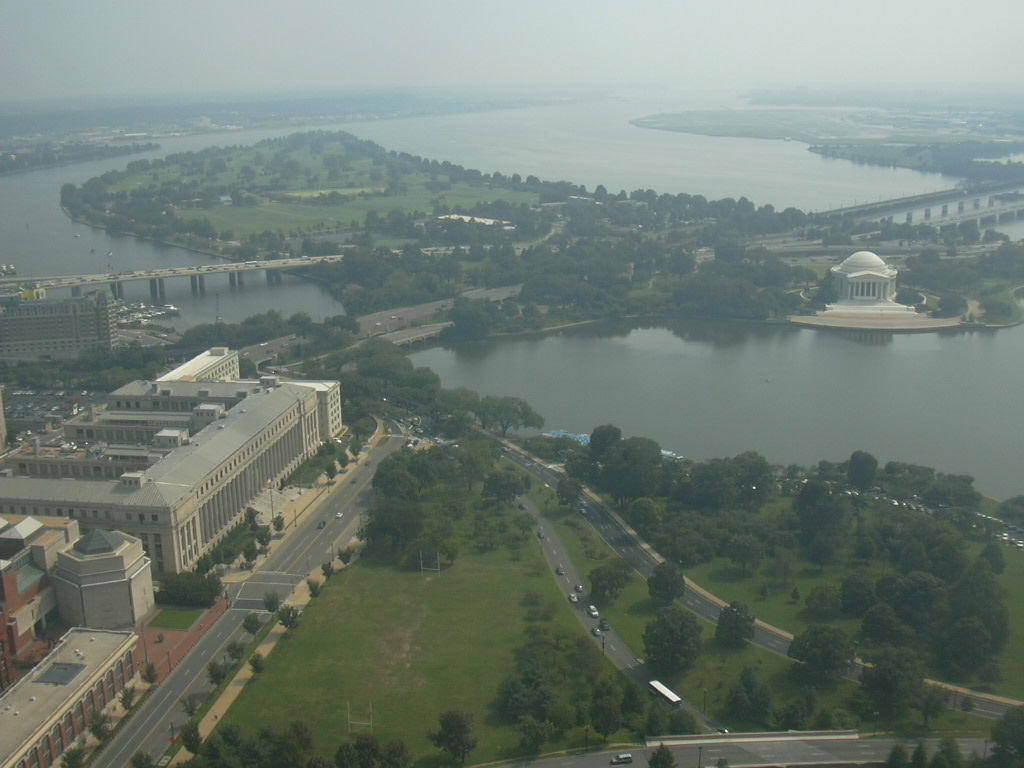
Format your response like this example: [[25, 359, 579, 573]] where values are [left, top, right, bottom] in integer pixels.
[[790, 250, 962, 331]]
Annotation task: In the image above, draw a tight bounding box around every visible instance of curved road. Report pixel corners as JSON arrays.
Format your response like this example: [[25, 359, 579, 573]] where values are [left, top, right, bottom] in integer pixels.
[[500, 445, 1016, 722]]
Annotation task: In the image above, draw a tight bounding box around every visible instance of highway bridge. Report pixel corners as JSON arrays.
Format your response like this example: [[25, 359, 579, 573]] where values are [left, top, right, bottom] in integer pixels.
[[0, 254, 343, 300], [817, 183, 1024, 228]]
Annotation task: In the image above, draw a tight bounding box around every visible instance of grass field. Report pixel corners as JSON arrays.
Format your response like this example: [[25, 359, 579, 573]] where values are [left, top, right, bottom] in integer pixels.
[[148, 607, 204, 630], [221, 543, 609, 762], [179, 182, 538, 238], [538, 488, 993, 736]]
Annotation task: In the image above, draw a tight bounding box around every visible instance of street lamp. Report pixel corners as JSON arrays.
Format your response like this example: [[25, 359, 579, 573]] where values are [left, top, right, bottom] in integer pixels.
[[698, 745, 703, 768], [702, 687, 708, 712]]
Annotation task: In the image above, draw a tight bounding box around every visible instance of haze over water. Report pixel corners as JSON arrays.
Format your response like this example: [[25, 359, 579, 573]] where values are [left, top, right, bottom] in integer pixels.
[[4, 95, 1023, 497]]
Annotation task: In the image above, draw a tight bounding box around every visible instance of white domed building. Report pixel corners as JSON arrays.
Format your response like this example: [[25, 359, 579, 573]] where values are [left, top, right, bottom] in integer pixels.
[[827, 250, 910, 313], [790, 250, 962, 330]]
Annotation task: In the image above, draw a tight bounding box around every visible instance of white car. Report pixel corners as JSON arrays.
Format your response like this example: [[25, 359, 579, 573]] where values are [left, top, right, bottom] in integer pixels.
[[569, 593, 578, 603], [588, 605, 599, 618], [335, 512, 344, 519]]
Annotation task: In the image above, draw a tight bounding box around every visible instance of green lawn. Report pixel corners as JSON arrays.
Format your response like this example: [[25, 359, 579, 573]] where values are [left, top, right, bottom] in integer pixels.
[[149, 607, 204, 630], [221, 544, 597, 762]]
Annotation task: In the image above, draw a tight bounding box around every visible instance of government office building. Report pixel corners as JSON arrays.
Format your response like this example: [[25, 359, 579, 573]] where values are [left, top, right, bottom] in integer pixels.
[[0, 352, 342, 573]]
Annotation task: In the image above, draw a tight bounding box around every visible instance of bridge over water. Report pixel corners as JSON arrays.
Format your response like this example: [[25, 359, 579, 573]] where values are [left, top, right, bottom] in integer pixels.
[[0, 255, 343, 300], [816, 183, 1024, 229]]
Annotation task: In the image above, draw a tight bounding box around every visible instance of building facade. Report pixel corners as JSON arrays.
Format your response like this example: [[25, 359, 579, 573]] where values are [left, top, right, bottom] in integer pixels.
[[0, 376, 341, 573], [0, 292, 113, 362], [52, 530, 154, 631], [0, 628, 137, 768], [825, 251, 916, 315]]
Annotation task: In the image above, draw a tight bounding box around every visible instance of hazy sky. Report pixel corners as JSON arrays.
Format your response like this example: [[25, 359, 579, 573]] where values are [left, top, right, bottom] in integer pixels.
[[3, 0, 1023, 103]]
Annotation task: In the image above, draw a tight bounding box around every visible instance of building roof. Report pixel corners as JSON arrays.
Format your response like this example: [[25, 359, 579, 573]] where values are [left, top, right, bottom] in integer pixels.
[[0, 382, 312, 509], [156, 347, 237, 382], [74, 528, 124, 556], [0, 518, 42, 542], [832, 250, 897, 279], [0, 628, 136, 762]]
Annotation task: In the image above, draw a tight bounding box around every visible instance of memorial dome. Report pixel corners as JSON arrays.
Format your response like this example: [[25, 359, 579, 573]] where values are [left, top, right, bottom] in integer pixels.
[[836, 251, 887, 273]]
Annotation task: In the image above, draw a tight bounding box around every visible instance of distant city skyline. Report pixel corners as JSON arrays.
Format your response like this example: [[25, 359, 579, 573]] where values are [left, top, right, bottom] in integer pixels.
[[2, 0, 1023, 104]]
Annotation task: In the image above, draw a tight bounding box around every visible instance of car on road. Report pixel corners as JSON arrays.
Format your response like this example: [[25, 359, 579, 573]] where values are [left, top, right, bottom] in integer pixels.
[[591, 627, 602, 637], [568, 593, 578, 603], [587, 605, 599, 618], [317, 521, 326, 529], [610, 755, 633, 764], [335, 512, 343, 519], [537, 530, 545, 538], [575, 584, 584, 593], [599, 618, 610, 631], [555, 565, 564, 575]]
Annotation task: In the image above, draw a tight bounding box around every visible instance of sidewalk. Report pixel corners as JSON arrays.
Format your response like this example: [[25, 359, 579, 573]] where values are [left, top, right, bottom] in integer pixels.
[[167, 420, 388, 762]]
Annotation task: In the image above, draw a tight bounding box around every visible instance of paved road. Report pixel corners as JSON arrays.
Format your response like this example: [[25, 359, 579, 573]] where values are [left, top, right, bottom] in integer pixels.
[[548, 736, 988, 768], [94, 426, 407, 768], [500, 446, 1014, 721]]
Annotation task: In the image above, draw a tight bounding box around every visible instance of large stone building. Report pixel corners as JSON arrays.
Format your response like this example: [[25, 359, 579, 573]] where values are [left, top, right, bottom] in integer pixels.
[[790, 250, 962, 331], [0, 291, 113, 362], [0, 627, 137, 768], [52, 530, 154, 631], [825, 251, 914, 314], [0, 353, 343, 573], [0, 514, 152, 692]]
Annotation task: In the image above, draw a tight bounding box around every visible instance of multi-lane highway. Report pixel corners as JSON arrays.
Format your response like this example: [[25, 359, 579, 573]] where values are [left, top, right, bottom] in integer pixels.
[[94, 427, 406, 768]]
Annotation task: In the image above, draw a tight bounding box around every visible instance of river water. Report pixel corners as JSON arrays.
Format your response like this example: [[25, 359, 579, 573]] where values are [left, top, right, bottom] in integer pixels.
[[3, 91, 1022, 496]]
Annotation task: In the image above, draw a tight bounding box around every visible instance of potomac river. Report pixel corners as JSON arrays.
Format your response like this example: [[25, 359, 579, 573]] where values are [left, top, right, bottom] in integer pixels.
[[3, 90, 1024, 496]]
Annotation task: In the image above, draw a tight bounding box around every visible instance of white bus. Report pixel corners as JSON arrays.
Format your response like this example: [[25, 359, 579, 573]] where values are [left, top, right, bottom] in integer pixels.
[[648, 680, 681, 707]]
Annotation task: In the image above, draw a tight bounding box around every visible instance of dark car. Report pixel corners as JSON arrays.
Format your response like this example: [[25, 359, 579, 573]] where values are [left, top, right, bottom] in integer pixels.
[[599, 618, 610, 631]]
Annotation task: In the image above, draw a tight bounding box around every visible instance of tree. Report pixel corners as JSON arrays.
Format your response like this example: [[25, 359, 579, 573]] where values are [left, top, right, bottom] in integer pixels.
[[643, 604, 702, 676], [862, 602, 907, 645], [601, 437, 663, 502], [120, 685, 136, 710], [380, 740, 412, 768], [862, 648, 924, 717], [649, 744, 676, 768], [226, 640, 246, 661], [918, 686, 948, 728], [263, 591, 282, 613], [61, 747, 87, 768], [307, 578, 322, 597], [477, 395, 544, 436], [981, 541, 1006, 575], [180, 720, 202, 754], [847, 450, 878, 491], [647, 562, 686, 604], [589, 424, 622, 460], [181, 692, 203, 718], [272, 515, 285, 532], [787, 625, 854, 682], [322, 561, 335, 579], [142, 662, 158, 684], [207, 660, 229, 686], [804, 584, 842, 619], [243, 612, 262, 636], [885, 745, 909, 768], [840, 573, 877, 617], [129, 753, 156, 768], [557, 476, 584, 508], [517, 714, 554, 752], [278, 604, 301, 630], [727, 534, 762, 576], [591, 695, 622, 740], [482, 470, 530, 504], [429, 710, 477, 764], [716, 601, 755, 649], [992, 706, 1024, 765], [589, 559, 632, 602]]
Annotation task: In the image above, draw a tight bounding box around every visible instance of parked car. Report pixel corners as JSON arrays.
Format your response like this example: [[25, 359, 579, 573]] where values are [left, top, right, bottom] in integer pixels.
[[611, 755, 633, 765]]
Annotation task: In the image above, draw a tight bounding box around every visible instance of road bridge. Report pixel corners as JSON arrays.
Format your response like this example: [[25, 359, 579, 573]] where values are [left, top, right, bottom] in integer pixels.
[[817, 183, 1024, 228], [0, 254, 343, 300]]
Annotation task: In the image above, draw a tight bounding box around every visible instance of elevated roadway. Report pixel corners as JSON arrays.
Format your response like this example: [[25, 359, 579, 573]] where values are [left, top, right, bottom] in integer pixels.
[[0, 255, 343, 299]]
